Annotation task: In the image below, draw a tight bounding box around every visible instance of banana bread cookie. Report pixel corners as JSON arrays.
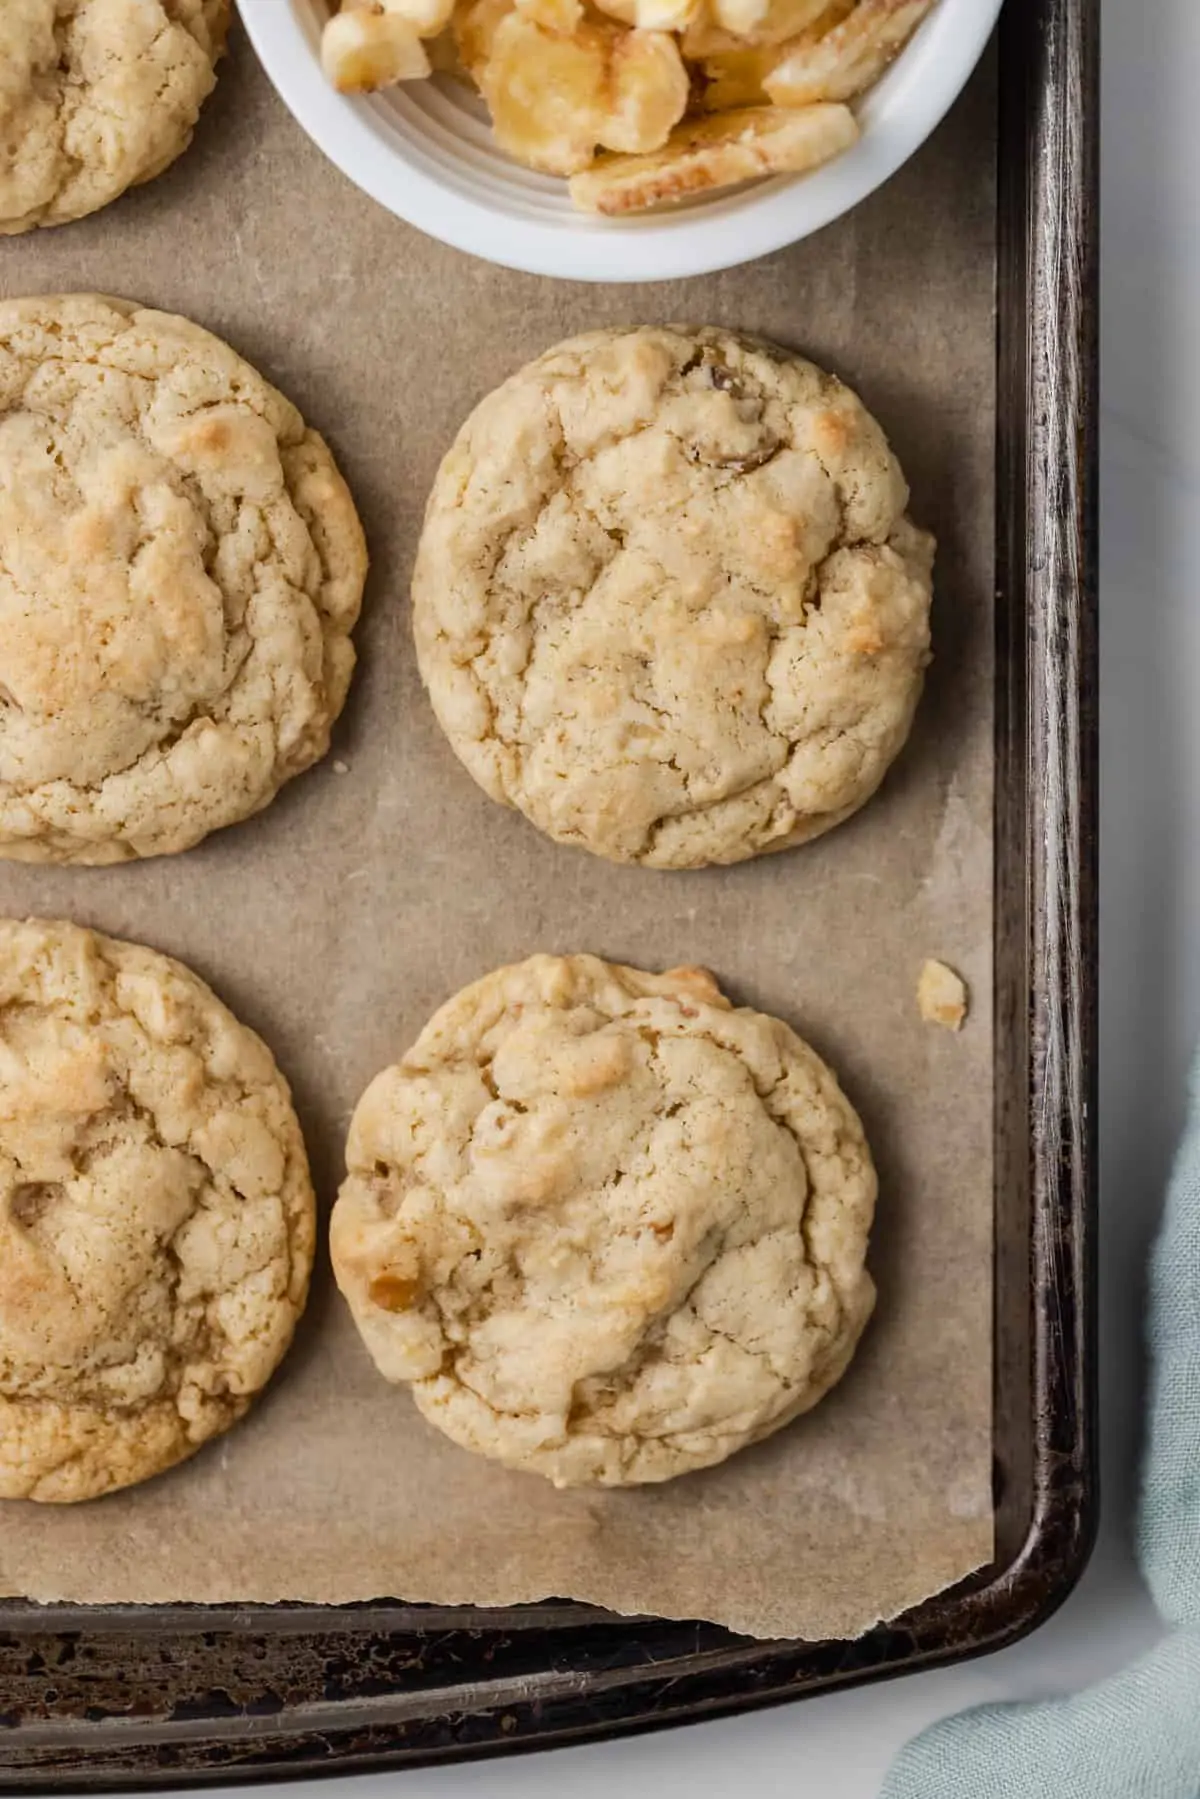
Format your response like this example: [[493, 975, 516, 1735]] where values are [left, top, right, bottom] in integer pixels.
[[0, 295, 367, 864], [0, 0, 230, 234], [331, 953, 876, 1486], [413, 325, 933, 868], [0, 918, 316, 1502]]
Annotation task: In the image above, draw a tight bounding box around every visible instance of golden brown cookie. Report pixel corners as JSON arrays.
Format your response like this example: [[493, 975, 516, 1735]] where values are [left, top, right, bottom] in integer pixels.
[[331, 953, 876, 1487], [0, 918, 316, 1503], [0, 1, 230, 234], [0, 295, 367, 864], [413, 326, 933, 868]]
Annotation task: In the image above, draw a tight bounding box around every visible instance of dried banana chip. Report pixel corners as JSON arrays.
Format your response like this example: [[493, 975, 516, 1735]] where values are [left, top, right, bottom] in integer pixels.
[[765, 0, 935, 105], [515, 0, 585, 31], [683, 0, 848, 57], [710, 0, 770, 36], [321, 8, 432, 90], [604, 30, 690, 154], [480, 13, 610, 175], [425, 23, 469, 75], [452, 0, 513, 80], [638, 0, 704, 25], [698, 2, 859, 109], [479, 14, 688, 173], [593, 0, 702, 24], [570, 99, 858, 213], [382, 0, 457, 36], [699, 46, 775, 109]]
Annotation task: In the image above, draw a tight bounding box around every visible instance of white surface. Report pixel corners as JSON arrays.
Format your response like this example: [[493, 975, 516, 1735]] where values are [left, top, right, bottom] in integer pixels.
[[240, 0, 1003, 280], [189, 0, 1196, 1789]]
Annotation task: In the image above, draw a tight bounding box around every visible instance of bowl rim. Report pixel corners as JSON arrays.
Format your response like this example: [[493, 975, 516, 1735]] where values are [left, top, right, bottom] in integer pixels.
[[238, 0, 1006, 282]]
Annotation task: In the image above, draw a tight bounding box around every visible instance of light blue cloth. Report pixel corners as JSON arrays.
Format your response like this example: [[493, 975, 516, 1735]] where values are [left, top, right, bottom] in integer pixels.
[[881, 1056, 1200, 1799]]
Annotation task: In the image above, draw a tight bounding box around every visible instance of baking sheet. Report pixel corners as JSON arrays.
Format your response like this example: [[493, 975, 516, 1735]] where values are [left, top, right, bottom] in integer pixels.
[[0, 23, 995, 1642]]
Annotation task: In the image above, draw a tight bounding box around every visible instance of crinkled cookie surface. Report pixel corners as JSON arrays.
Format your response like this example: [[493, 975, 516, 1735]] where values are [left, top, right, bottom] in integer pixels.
[[0, 0, 230, 234], [0, 918, 316, 1503], [414, 325, 933, 868], [0, 295, 367, 864], [331, 954, 876, 1487]]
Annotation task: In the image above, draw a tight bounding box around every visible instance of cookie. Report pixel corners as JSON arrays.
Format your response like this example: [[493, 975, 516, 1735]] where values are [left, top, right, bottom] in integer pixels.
[[0, 918, 316, 1503], [331, 953, 876, 1487], [0, 0, 230, 235], [0, 295, 367, 864], [413, 325, 933, 869]]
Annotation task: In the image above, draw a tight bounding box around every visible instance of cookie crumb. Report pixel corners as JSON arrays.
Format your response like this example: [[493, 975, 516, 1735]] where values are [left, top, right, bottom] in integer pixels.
[[918, 960, 968, 1032], [333, 760, 350, 776]]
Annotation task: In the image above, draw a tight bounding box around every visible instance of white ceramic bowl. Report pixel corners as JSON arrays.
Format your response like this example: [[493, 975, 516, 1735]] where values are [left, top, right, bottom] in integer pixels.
[[239, 0, 1005, 282]]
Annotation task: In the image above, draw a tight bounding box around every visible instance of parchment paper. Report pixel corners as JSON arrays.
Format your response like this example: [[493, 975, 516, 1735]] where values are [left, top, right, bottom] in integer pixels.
[[0, 22, 996, 1641]]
